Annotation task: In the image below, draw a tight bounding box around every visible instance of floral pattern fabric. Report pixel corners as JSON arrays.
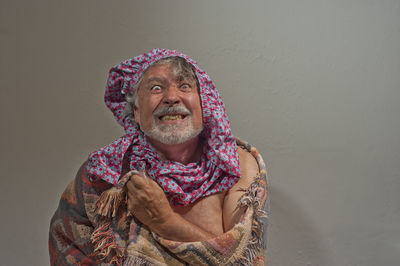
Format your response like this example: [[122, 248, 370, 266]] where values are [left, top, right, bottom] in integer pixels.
[[86, 48, 240, 205]]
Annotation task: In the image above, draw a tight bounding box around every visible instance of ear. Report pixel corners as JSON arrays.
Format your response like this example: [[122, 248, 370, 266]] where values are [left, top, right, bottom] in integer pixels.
[[133, 106, 140, 124]]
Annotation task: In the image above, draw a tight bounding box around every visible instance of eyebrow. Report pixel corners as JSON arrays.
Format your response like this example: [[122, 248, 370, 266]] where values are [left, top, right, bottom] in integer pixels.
[[144, 77, 167, 85], [143, 76, 196, 87]]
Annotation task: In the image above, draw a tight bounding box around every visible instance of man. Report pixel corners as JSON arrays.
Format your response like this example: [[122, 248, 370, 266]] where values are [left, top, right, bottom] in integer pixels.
[[49, 49, 268, 265]]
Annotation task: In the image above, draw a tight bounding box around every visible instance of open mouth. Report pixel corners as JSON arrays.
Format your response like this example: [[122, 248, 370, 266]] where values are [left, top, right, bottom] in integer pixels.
[[159, 114, 187, 121]]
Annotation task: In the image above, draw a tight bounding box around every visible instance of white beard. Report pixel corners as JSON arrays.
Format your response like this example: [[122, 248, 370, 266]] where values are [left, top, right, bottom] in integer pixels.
[[141, 117, 203, 145]]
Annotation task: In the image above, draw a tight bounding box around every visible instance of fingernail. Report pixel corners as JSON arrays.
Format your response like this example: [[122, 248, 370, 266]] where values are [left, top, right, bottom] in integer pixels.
[[140, 170, 149, 184]]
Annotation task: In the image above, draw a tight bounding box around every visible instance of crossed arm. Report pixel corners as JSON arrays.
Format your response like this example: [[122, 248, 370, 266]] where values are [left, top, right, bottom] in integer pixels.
[[125, 147, 259, 242], [49, 147, 261, 265]]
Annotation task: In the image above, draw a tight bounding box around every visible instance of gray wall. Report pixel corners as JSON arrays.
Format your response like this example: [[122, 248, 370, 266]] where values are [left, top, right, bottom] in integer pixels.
[[1, 0, 399, 265]]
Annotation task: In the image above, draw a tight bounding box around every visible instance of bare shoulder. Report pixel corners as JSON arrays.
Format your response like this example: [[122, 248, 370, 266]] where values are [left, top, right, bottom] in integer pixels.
[[234, 146, 260, 190], [222, 146, 260, 231]]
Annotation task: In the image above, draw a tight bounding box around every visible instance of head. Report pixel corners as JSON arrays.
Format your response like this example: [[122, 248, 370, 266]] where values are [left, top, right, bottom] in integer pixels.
[[125, 56, 203, 145]]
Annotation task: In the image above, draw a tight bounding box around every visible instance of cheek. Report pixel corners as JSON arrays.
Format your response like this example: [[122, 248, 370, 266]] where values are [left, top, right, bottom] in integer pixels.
[[143, 95, 162, 112], [135, 96, 160, 127], [194, 104, 202, 119], [197, 109, 203, 125], [192, 97, 203, 124], [134, 108, 140, 124]]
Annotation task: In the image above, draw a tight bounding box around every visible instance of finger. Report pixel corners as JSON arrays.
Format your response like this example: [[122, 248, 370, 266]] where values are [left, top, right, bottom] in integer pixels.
[[126, 195, 137, 217], [127, 196, 132, 210], [129, 174, 147, 189], [126, 179, 137, 192], [137, 170, 149, 184]]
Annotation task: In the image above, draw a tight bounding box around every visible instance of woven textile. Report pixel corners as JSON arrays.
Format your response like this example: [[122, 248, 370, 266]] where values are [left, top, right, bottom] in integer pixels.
[[49, 138, 269, 265]]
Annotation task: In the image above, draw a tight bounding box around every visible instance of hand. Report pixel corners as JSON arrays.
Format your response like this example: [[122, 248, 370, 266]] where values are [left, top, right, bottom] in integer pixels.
[[125, 172, 174, 230], [125, 171, 216, 241]]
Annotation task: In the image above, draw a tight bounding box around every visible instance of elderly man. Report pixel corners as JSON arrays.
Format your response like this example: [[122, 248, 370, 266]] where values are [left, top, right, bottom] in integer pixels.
[[49, 49, 268, 265]]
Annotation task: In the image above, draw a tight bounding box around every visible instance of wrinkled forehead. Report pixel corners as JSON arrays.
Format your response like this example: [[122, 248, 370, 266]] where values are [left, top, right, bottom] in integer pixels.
[[143, 56, 198, 85]]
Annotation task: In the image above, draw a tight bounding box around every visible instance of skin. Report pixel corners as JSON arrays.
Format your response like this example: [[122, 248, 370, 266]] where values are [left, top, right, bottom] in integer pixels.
[[126, 64, 259, 241], [133, 64, 203, 154]]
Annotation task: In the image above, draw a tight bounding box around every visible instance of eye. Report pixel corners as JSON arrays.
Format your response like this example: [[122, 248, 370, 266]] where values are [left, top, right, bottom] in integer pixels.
[[180, 83, 191, 92], [150, 85, 162, 93]]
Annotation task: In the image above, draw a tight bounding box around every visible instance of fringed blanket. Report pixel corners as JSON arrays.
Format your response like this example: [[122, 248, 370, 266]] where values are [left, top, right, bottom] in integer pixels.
[[49, 138, 269, 265]]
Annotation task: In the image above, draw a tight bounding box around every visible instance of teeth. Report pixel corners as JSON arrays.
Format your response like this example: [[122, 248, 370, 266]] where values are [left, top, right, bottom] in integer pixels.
[[160, 115, 184, 121]]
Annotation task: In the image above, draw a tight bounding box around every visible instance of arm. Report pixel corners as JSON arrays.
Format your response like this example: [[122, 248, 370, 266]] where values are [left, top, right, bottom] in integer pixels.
[[223, 146, 260, 231], [140, 144, 268, 265], [126, 174, 216, 242], [125, 147, 260, 242]]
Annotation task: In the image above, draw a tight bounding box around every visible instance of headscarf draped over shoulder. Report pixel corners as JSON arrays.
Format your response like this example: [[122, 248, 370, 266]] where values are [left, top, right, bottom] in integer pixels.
[[86, 48, 240, 205]]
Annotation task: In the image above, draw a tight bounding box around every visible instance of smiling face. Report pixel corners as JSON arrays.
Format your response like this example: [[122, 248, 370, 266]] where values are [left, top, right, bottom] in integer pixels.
[[133, 63, 203, 145]]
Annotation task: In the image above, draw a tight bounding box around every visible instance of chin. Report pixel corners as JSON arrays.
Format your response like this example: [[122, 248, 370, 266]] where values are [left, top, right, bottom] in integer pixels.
[[145, 125, 204, 145]]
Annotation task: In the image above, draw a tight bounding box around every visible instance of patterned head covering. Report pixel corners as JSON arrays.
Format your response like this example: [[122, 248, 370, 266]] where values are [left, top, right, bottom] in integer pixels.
[[86, 48, 240, 205]]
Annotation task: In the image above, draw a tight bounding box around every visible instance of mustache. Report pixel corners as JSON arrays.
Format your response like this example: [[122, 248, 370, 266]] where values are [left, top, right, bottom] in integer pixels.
[[153, 106, 191, 116]]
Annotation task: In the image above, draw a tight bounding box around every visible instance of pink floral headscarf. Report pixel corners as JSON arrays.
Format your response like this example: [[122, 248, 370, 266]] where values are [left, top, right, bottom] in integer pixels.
[[86, 48, 240, 205]]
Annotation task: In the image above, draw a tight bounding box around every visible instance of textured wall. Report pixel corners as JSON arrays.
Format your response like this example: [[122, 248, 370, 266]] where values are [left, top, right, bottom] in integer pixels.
[[1, 0, 399, 265]]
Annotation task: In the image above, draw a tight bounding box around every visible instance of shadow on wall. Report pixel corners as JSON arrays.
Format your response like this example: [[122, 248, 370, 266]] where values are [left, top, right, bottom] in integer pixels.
[[267, 186, 333, 266]]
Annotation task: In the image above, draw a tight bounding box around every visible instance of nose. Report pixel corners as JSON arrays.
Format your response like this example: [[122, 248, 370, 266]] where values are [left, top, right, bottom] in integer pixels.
[[163, 86, 181, 105]]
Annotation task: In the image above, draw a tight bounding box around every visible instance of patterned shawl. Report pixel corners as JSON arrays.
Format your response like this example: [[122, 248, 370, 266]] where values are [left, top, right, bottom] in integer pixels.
[[86, 48, 240, 205], [49, 138, 269, 265]]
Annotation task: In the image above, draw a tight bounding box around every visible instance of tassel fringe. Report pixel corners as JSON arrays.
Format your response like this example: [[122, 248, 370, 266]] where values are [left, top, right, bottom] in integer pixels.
[[90, 167, 267, 265], [91, 172, 136, 264], [95, 187, 125, 217], [230, 176, 268, 265], [91, 221, 124, 265]]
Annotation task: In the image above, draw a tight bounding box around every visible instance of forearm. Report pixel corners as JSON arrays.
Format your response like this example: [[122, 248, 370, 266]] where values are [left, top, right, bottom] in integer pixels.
[[150, 212, 216, 242], [127, 173, 218, 242]]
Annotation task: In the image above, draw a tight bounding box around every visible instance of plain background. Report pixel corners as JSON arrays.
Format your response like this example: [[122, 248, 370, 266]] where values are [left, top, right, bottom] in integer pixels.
[[1, 0, 399, 265]]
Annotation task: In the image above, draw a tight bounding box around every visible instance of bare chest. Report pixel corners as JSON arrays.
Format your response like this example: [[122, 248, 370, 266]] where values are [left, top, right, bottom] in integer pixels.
[[172, 192, 226, 235]]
